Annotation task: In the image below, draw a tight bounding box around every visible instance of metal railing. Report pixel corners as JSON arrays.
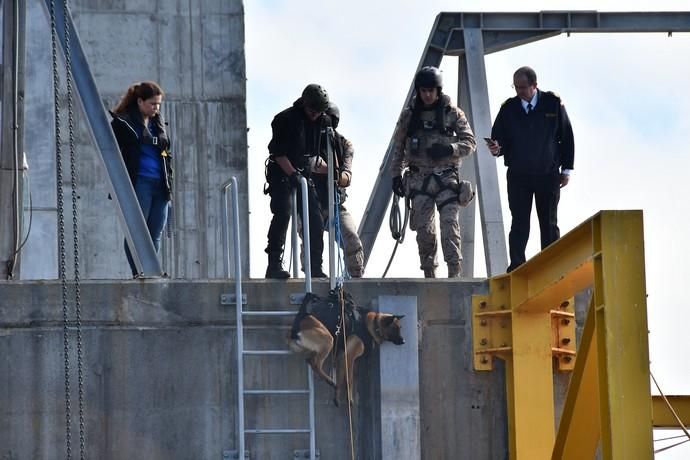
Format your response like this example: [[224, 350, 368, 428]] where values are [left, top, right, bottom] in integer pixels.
[[222, 176, 316, 460]]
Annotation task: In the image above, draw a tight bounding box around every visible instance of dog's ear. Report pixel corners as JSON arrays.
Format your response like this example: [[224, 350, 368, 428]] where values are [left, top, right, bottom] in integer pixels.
[[394, 314, 405, 321]]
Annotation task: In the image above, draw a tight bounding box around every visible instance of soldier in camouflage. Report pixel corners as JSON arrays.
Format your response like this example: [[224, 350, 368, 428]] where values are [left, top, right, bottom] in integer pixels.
[[390, 66, 476, 278]]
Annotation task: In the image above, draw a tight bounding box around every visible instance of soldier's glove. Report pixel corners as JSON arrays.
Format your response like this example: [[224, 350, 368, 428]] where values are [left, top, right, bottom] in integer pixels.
[[288, 171, 303, 189], [428, 143, 454, 160], [392, 176, 405, 197], [337, 171, 352, 187]]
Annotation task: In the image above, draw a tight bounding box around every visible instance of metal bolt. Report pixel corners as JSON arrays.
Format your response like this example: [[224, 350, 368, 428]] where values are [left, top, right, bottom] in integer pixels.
[[480, 319, 487, 326], [561, 319, 570, 326], [560, 300, 570, 309], [500, 342, 507, 347], [561, 337, 571, 345], [480, 338, 488, 346], [563, 356, 572, 363], [480, 357, 489, 364], [480, 301, 487, 309]]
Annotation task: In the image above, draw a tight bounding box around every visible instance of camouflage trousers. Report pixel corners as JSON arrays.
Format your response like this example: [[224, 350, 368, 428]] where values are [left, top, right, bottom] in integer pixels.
[[331, 204, 364, 277], [405, 169, 462, 270], [298, 203, 364, 277]]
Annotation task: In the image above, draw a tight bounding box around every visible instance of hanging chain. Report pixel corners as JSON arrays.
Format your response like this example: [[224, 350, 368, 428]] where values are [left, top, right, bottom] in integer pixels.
[[50, 0, 72, 458], [63, 0, 86, 457]]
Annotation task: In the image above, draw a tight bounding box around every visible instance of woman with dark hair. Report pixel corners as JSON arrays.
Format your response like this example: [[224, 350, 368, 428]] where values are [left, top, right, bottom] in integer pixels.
[[110, 81, 173, 277]]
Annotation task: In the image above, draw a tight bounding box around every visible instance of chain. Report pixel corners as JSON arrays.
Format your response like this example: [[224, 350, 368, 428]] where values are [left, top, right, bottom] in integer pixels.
[[63, 0, 86, 457], [50, 0, 72, 458]]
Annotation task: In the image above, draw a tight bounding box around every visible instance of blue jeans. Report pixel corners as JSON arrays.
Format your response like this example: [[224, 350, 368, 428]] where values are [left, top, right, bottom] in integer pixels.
[[124, 176, 170, 276]]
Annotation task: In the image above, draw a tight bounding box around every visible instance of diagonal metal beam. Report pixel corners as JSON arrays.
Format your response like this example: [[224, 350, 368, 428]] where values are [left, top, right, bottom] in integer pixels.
[[41, 0, 162, 276]]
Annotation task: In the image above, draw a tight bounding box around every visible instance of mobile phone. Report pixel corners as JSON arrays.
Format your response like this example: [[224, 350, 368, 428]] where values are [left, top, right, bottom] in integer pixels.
[[483, 137, 495, 144]]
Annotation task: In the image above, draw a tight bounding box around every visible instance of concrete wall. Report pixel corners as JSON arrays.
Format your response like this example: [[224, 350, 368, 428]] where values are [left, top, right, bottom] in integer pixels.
[[21, 0, 248, 280], [0, 278, 517, 460]]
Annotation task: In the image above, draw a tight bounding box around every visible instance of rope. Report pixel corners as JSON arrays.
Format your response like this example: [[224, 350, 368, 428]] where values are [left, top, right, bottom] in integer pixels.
[[337, 288, 356, 460], [382, 195, 410, 278], [651, 371, 690, 454]]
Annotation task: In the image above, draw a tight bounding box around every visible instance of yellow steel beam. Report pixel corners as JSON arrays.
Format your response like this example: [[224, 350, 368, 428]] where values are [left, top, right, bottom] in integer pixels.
[[652, 395, 690, 428], [594, 211, 652, 459], [552, 296, 600, 460], [510, 219, 595, 313], [510, 308, 555, 459]]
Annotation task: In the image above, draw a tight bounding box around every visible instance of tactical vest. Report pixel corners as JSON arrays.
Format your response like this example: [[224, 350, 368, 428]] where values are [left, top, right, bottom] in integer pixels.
[[405, 104, 458, 159]]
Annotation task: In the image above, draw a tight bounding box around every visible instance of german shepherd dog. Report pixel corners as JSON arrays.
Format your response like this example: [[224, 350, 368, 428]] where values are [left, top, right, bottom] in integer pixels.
[[288, 291, 405, 406]]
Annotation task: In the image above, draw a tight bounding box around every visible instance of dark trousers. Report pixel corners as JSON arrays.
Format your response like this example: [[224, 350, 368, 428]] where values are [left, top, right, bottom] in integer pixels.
[[124, 176, 170, 276], [265, 175, 324, 269], [506, 170, 560, 271]]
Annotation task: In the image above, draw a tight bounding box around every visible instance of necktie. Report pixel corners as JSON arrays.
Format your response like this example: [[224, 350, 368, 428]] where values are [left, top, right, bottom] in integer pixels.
[[526, 103, 533, 114]]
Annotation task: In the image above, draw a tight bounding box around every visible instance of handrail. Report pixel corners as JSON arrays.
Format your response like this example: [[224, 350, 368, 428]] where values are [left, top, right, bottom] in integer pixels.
[[221, 176, 245, 458], [326, 127, 336, 290], [299, 176, 312, 293], [291, 188, 299, 278]]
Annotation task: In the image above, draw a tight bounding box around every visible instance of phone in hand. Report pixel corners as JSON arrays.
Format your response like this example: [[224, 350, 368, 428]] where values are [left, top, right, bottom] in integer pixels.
[[483, 137, 495, 145]]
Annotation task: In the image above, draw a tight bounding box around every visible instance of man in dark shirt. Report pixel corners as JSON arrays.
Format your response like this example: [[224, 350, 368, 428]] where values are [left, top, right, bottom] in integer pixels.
[[264, 84, 330, 279], [487, 66, 574, 272]]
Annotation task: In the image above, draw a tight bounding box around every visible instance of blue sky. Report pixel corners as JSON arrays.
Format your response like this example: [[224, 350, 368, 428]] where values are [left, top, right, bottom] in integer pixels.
[[245, 2, 690, 456]]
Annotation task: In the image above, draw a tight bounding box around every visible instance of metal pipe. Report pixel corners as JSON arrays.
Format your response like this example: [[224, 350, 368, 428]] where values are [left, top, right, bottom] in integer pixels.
[[291, 187, 299, 278], [300, 177, 312, 293], [308, 364, 316, 460], [221, 179, 232, 278], [326, 127, 336, 290], [229, 176, 245, 460]]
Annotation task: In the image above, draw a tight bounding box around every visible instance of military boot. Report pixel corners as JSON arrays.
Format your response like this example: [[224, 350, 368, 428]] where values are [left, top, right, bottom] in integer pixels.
[[265, 252, 290, 279], [447, 263, 462, 278], [423, 267, 436, 278]]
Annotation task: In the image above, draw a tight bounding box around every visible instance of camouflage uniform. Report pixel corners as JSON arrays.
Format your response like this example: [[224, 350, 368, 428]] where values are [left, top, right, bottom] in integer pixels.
[[391, 93, 476, 276]]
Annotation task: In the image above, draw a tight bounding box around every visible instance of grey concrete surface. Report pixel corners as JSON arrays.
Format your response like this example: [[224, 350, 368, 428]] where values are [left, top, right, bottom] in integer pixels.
[[20, 0, 248, 280], [0, 278, 519, 460]]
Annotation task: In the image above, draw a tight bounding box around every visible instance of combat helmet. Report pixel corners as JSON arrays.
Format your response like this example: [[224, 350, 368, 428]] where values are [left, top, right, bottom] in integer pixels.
[[301, 84, 330, 112], [326, 102, 340, 129], [414, 66, 443, 90]]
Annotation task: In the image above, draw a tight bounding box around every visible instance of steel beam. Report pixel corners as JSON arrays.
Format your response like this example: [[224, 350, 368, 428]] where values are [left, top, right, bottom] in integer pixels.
[[652, 395, 690, 428], [460, 28, 508, 276], [552, 297, 600, 460], [41, 0, 162, 276], [457, 57, 476, 276], [594, 211, 652, 459]]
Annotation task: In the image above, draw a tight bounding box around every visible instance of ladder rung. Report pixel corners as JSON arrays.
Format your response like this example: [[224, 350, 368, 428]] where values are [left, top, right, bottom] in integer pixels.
[[245, 428, 311, 434], [243, 350, 292, 355], [244, 389, 309, 395], [242, 310, 297, 316]]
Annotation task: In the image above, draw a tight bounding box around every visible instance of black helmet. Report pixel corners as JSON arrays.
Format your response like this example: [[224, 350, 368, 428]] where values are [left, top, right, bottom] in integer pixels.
[[414, 66, 443, 90], [326, 103, 340, 129], [301, 84, 329, 112]]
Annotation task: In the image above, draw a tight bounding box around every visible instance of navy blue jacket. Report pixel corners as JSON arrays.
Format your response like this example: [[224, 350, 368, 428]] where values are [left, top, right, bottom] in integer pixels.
[[491, 90, 574, 175]]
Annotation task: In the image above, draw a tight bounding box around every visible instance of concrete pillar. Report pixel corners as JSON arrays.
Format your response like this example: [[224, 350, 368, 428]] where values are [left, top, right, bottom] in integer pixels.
[[378, 295, 420, 460]]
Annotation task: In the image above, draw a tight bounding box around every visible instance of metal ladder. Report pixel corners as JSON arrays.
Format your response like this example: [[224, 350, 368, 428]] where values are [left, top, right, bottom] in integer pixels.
[[222, 176, 317, 460]]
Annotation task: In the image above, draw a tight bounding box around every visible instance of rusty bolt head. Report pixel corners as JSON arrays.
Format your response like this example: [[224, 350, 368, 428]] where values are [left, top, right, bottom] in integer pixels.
[[480, 357, 489, 364], [560, 300, 570, 309], [500, 342, 507, 347], [561, 319, 570, 326], [480, 338, 488, 346], [561, 337, 571, 345], [480, 319, 487, 326], [563, 356, 572, 363], [480, 301, 487, 309]]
